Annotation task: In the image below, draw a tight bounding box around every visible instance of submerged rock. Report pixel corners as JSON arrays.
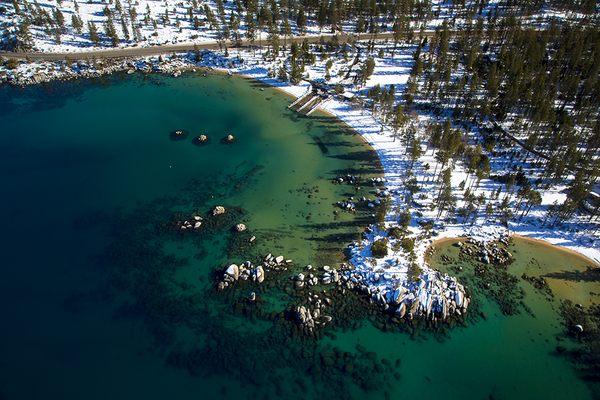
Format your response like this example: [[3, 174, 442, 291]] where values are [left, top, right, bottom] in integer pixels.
[[170, 129, 188, 140]]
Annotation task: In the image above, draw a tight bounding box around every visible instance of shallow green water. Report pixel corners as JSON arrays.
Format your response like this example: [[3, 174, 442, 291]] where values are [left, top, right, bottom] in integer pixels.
[[0, 72, 382, 399], [0, 73, 597, 400], [422, 237, 599, 399]]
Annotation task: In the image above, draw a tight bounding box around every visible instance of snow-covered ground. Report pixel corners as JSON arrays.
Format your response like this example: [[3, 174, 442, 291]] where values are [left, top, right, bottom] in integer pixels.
[[2, 0, 595, 53], [209, 43, 600, 318]]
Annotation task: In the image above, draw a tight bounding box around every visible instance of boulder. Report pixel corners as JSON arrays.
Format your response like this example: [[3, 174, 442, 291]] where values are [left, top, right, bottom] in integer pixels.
[[225, 264, 239, 280], [213, 205, 226, 216], [397, 302, 407, 318], [235, 223, 246, 232], [252, 265, 265, 283], [454, 290, 464, 308]]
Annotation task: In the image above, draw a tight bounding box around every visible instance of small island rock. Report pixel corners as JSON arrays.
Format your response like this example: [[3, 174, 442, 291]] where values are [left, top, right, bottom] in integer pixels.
[[213, 206, 226, 216], [235, 223, 246, 232]]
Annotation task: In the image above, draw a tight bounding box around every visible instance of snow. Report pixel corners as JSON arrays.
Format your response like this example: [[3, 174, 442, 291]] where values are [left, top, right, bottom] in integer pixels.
[[2, 0, 595, 54], [234, 45, 600, 285]]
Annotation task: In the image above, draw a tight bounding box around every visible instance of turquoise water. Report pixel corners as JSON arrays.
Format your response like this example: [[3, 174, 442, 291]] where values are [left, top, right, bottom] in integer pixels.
[[424, 238, 599, 399], [0, 73, 597, 400], [0, 72, 383, 399]]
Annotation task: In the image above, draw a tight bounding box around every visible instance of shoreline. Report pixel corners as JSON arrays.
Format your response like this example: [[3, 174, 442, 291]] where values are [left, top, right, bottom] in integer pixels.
[[512, 234, 600, 267], [425, 234, 600, 268], [2, 48, 598, 275]]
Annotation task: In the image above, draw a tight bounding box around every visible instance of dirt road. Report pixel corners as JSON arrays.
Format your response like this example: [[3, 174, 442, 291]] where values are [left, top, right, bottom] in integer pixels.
[[0, 31, 437, 61]]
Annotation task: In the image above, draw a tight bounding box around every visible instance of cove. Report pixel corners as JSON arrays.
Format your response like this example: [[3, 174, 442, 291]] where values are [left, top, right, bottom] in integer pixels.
[[1, 71, 597, 400], [0, 72, 385, 399], [421, 236, 600, 399]]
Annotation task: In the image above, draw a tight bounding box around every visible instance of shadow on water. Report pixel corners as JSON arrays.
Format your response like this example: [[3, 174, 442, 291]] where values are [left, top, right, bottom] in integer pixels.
[[329, 150, 381, 162], [544, 266, 600, 282], [312, 135, 329, 154]]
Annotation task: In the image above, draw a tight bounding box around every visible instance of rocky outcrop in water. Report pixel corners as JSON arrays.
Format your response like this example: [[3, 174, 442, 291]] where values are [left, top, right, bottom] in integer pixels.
[[345, 225, 470, 323], [217, 253, 292, 290], [293, 265, 342, 289], [177, 214, 203, 230], [344, 270, 469, 322], [212, 205, 226, 216], [194, 134, 209, 145], [234, 223, 246, 232], [457, 238, 514, 266], [294, 293, 333, 333]]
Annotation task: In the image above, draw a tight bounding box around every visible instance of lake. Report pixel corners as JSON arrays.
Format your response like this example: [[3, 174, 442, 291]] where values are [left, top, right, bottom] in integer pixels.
[[0, 72, 597, 400]]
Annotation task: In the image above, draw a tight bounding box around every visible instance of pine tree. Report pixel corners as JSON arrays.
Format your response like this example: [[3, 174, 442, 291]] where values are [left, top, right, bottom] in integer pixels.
[[277, 65, 287, 81], [53, 7, 65, 32], [11, 19, 34, 51], [71, 13, 83, 34], [12, 0, 21, 14], [104, 15, 119, 46], [164, 4, 170, 25], [391, 104, 407, 141], [245, 5, 256, 53], [268, 26, 280, 60], [391, 15, 406, 58], [53, 27, 62, 44], [355, 57, 375, 86], [317, 1, 327, 31], [281, 18, 291, 51], [121, 15, 130, 40], [296, 7, 306, 34], [290, 58, 302, 84], [87, 21, 100, 44], [437, 168, 455, 218], [410, 137, 422, 168]]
